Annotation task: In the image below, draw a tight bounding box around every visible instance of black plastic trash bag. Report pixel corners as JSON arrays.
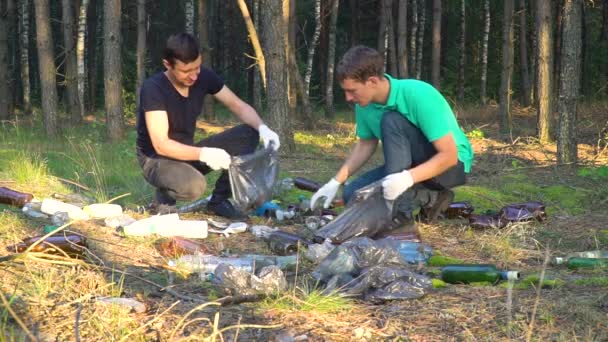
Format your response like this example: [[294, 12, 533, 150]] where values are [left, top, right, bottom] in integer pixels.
[[314, 181, 393, 244], [229, 145, 279, 211]]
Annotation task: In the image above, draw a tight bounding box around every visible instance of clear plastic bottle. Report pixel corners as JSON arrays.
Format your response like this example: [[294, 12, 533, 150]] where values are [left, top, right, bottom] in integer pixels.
[[40, 198, 89, 221], [171, 254, 298, 275], [122, 214, 208, 239], [394, 241, 433, 264], [83, 203, 123, 219]]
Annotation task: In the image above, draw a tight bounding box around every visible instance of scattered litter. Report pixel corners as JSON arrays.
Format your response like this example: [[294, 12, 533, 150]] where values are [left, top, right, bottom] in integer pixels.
[[304, 238, 335, 263], [213, 264, 287, 296], [0, 187, 33, 208], [177, 196, 211, 213], [121, 214, 208, 239], [6, 233, 88, 256], [104, 214, 136, 229], [171, 254, 297, 276], [155, 237, 212, 257], [250, 225, 279, 239], [441, 264, 519, 284], [208, 222, 248, 238], [267, 231, 311, 255], [22, 201, 49, 219], [83, 203, 123, 219], [51, 211, 69, 226], [40, 198, 89, 221], [96, 297, 146, 313]]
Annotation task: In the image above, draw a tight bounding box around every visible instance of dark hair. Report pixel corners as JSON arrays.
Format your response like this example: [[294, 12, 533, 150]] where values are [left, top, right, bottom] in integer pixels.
[[336, 45, 384, 83], [163, 33, 200, 66]]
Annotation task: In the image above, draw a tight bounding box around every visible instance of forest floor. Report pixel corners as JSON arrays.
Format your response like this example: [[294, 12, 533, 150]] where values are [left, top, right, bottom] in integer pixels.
[[1, 102, 607, 341]]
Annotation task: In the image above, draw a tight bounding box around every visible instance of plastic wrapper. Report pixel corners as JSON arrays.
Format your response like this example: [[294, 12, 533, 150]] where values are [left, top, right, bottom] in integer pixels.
[[345, 265, 432, 301], [313, 181, 393, 244], [304, 239, 336, 263], [229, 145, 279, 212], [213, 264, 287, 296]]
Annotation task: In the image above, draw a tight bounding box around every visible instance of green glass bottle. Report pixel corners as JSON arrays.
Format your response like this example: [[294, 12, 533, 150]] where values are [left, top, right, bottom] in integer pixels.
[[441, 264, 520, 284], [566, 257, 608, 270], [553, 251, 608, 265]]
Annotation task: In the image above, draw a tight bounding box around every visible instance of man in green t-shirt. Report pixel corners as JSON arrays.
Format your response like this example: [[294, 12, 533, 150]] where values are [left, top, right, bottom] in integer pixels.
[[310, 45, 474, 233]]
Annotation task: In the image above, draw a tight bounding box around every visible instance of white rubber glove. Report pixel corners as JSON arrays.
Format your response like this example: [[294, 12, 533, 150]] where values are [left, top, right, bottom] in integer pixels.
[[258, 124, 280, 151], [310, 178, 341, 209], [199, 147, 231, 170], [382, 170, 414, 200]]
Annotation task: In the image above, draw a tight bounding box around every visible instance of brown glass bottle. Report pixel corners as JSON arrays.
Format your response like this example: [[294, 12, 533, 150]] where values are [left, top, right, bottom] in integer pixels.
[[444, 201, 475, 219], [7, 233, 88, 256], [0, 187, 34, 208], [293, 177, 322, 192], [501, 201, 546, 222], [155, 237, 212, 257]]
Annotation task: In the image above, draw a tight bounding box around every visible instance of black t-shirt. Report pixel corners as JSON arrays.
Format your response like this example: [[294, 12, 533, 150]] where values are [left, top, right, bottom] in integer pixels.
[[136, 66, 224, 157]]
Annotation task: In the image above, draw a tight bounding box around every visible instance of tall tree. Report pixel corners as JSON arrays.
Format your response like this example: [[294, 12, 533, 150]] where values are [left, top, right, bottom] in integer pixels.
[[397, 0, 408, 78], [136, 0, 145, 109], [519, 0, 531, 106], [499, 0, 515, 133], [251, 0, 262, 112], [184, 0, 194, 34], [410, 0, 418, 76], [103, 0, 123, 140], [431, 0, 441, 88], [87, 0, 99, 111], [237, 0, 266, 90], [536, 0, 554, 143], [285, 0, 297, 119], [377, 0, 388, 64], [6, 0, 15, 115], [557, 0, 582, 164], [386, 0, 398, 76], [304, 0, 321, 97], [34, 0, 58, 136], [198, 0, 215, 119], [62, 0, 81, 123], [76, 0, 89, 117], [0, 0, 10, 120], [261, 0, 293, 151], [416, 0, 425, 79], [349, 0, 359, 45], [19, 0, 31, 115], [480, 0, 490, 104], [458, 0, 465, 102], [324, 0, 340, 118]]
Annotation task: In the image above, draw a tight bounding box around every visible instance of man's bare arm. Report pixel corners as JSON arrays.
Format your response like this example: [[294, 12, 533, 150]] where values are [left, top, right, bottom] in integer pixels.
[[334, 139, 379, 183]]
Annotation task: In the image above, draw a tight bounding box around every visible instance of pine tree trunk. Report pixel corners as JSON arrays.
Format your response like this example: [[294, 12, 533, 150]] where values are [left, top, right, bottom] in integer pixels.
[[557, 0, 581, 164], [480, 0, 490, 104], [458, 0, 465, 102], [386, 0, 398, 76], [499, 0, 514, 133], [34, 0, 58, 136], [324, 0, 339, 118], [530, 0, 537, 104], [377, 0, 388, 64], [287, 42, 314, 129], [103, 0, 123, 141], [431, 0, 441, 89], [198, 0, 215, 120], [349, 0, 359, 45], [184, 0, 194, 34], [304, 0, 321, 97], [554, 0, 563, 96], [397, 0, 408, 78], [87, 0, 99, 112], [62, 0, 81, 124], [19, 0, 31, 115], [261, 0, 293, 151], [136, 0, 145, 109], [251, 0, 262, 112], [286, 0, 297, 119], [6, 0, 15, 115], [76, 0, 88, 117], [0, 0, 10, 120], [519, 0, 531, 107], [536, 0, 554, 143], [410, 0, 418, 77], [416, 0, 425, 79]]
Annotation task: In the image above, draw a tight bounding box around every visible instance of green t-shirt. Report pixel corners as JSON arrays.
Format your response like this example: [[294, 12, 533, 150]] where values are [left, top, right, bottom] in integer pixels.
[[355, 75, 474, 172]]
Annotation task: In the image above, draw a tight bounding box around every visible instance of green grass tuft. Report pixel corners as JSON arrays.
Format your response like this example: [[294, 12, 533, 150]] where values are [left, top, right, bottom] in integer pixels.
[[262, 289, 353, 314], [428, 255, 465, 267]]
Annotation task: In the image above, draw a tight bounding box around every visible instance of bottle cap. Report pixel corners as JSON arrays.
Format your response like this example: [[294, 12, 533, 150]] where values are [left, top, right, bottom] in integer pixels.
[[553, 257, 565, 265], [504, 271, 520, 281]]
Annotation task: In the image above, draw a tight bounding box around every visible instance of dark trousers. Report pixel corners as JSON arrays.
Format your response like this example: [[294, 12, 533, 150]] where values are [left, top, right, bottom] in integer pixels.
[[137, 124, 259, 205], [343, 111, 465, 213]]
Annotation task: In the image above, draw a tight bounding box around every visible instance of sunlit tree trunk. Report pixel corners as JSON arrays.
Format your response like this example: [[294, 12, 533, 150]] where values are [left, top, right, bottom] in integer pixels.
[[410, 0, 417, 77], [184, 0, 194, 34], [0, 0, 10, 120], [458, 0, 465, 102], [397, 0, 408, 78], [431, 0, 441, 89], [416, 0, 425, 79], [499, 0, 514, 133], [19, 0, 31, 115], [304, 0, 321, 97], [519, 0, 531, 107], [480, 0, 490, 104], [34, 0, 58, 136], [324, 0, 339, 118], [198, 0, 215, 119], [77, 0, 89, 117], [536, 0, 554, 143], [251, 0, 262, 112], [557, 0, 582, 164], [103, 0, 123, 141], [62, 0, 81, 124], [285, 0, 297, 119], [237, 0, 265, 90], [136, 0, 145, 109]]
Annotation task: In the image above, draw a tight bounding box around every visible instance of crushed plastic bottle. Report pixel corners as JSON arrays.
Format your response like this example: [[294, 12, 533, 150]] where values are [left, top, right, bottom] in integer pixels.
[[51, 211, 70, 226], [40, 198, 89, 221], [0, 187, 33, 208], [305, 239, 335, 263], [441, 264, 519, 284], [394, 241, 433, 264], [22, 200, 49, 219]]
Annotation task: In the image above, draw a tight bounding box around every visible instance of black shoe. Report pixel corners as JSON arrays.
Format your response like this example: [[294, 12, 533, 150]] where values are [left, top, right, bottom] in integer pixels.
[[419, 189, 455, 223], [206, 200, 248, 220]]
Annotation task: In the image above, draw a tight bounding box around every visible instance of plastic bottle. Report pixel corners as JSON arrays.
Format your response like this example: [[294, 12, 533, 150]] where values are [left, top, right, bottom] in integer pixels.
[[441, 264, 520, 284], [394, 241, 433, 264], [7, 233, 88, 256], [121, 214, 208, 239], [171, 255, 254, 274], [155, 237, 212, 257], [83, 203, 123, 219], [0, 187, 34, 208], [444, 201, 475, 219], [250, 225, 279, 239], [22, 201, 49, 219], [566, 257, 608, 269], [267, 231, 310, 255], [40, 198, 89, 221], [553, 250, 608, 265]]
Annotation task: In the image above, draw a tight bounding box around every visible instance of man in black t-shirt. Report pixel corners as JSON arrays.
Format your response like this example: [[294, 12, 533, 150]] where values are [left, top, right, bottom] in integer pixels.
[[136, 33, 280, 219]]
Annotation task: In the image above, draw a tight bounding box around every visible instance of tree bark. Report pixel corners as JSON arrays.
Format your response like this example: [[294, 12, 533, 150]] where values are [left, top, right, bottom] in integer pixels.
[[285, 0, 297, 120], [87, 0, 99, 112], [386, 0, 398, 76], [261, 0, 293, 151], [103, 0, 123, 141], [19, 0, 31, 115], [410, 0, 418, 77], [480, 0, 490, 104], [34, 0, 58, 136], [431, 0, 441, 89], [557, 0, 582, 164], [76, 0, 89, 117], [416, 0, 425, 80], [184, 0, 194, 34], [136, 0, 146, 109], [529, 0, 537, 104], [6, 0, 15, 115], [324, 0, 339, 118], [304, 0, 321, 97], [62, 0, 81, 124], [499, 0, 515, 133], [519, 0, 531, 107], [553, 0, 563, 96], [458, 0, 465, 102], [251, 0, 262, 112], [237, 0, 266, 90], [377, 0, 388, 64], [536, 0, 554, 143], [198, 0, 215, 120], [0, 0, 10, 120], [349, 0, 359, 45], [287, 43, 314, 129], [397, 0, 408, 78]]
